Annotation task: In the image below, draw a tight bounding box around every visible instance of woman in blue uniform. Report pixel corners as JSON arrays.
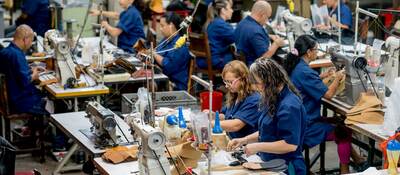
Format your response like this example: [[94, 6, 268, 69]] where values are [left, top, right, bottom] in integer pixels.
[[228, 59, 307, 175], [285, 35, 364, 174], [16, 0, 51, 37], [146, 12, 191, 91], [208, 60, 261, 139], [197, 0, 234, 69], [91, 0, 145, 53]]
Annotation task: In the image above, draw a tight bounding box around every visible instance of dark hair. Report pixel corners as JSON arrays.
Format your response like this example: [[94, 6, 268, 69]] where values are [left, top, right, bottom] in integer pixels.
[[162, 12, 183, 35], [284, 35, 317, 75], [249, 58, 301, 116], [205, 0, 231, 29]]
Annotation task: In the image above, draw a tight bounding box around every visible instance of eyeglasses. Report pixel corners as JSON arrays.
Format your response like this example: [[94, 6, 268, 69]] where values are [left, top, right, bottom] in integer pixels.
[[223, 78, 240, 87]]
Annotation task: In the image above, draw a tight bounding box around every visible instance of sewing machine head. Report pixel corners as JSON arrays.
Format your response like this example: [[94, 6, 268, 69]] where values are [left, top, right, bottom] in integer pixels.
[[329, 47, 367, 105], [280, 10, 313, 38], [85, 101, 119, 147], [129, 118, 170, 175]]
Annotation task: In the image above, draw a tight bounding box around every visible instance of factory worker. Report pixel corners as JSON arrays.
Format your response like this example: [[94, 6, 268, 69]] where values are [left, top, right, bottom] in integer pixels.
[[234, 1, 284, 66], [147, 12, 191, 91], [228, 58, 307, 175], [284, 35, 365, 174], [91, 0, 145, 53], [16, 0, 51, 37], [207, 60, 261, 139], [197, 0, 234, 69], [316, 0, 353, 31]]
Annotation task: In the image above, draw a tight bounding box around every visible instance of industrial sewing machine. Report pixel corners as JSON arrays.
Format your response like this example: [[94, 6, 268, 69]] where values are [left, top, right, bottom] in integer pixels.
[[44, 30, 86, 88], [280, 10, 313, 38], [129, 118, 170, 175], [84, 101, 119, 148], [384, 36, 400, 90], [329, 47, 368, 105]]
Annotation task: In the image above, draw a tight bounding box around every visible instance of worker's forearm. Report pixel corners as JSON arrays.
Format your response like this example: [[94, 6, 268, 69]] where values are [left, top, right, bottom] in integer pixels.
[[102, 11, 120, 20], [249, 140, 297, 154]]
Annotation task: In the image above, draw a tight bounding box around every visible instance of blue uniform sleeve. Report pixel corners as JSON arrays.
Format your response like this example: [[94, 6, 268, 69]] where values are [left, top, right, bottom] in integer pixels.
[[8, 52, 32, 89], [232, 94, 261, 128], [161, 46, 190, 76], [251, 31, 269, 58], [221, 106, 227, 114], [117, 10, 139, 33], [276, 103, 302, 146], [219, 22, 235, 44], [300, 70, 328, 101], [21, 0, 38, 16], [340, 6, 353, 28]]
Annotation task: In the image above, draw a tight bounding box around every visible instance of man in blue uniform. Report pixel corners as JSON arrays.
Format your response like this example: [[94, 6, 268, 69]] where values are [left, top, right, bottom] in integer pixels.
[[234, 1, 284, 66], [16, 0, 51, 37], [151, 12, 191, 91], [92, 0, 145, 53], [0, 25, 47, 115]]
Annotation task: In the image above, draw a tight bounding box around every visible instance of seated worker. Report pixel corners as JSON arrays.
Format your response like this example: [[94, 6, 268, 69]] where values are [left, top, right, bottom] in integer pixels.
[[147, 12, 191, 91], [228, 59, 307, 174], [91, 0, 145, 53], [16, 0, 51, 37], [317, 0, 352, 31], [0, 25, 47, 115], [234, 1, 284, 66], [285, 35, 365, 174], [206, 60, 261, 139], [197, 0, 234, 70]]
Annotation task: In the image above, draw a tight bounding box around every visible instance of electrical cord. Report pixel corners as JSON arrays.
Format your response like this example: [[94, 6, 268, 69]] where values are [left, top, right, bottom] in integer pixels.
[[165, 145, 181, 175], [153, 150, 167, 175]]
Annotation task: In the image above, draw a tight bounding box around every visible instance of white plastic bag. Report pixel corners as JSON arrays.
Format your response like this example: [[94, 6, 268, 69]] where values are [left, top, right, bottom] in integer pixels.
[[383, 78, 400, 135]]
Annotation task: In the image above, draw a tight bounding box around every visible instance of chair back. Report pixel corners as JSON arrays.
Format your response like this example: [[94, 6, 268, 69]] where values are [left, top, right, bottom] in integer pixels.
[[0, 73, 9, 117], [188, 32, 215, 81]]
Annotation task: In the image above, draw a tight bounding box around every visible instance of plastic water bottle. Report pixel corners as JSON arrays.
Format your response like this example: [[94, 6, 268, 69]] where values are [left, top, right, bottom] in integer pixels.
[[387, 139, 400, 175]]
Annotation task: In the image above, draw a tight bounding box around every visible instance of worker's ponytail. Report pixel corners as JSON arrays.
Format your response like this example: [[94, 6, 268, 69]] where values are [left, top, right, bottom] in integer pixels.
[[284, 35, 317, 75], [205, 0, 231, 29]]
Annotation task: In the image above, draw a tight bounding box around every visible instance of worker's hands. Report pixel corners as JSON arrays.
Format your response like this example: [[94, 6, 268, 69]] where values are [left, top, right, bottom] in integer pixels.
[[244, 143, 258, 156], [31, 66, 46, 81], [314, 24, 330, 31], [335, 70, 345, 81], [227, 137, 247, 151], [101, 21, 109, 28], [271, 35, 285, 47], [320, 67, 336, 79], [90, 9, 100, 16]]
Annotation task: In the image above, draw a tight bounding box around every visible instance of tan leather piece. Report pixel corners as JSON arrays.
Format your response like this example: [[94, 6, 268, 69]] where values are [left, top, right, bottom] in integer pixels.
[[101, 146, 139, 164]]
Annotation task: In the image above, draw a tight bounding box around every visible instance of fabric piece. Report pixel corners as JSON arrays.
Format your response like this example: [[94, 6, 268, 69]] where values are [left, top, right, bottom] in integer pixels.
[[101, 146, 139, 164], [345, 111, 384, 125], [348, 93, 382, 115]]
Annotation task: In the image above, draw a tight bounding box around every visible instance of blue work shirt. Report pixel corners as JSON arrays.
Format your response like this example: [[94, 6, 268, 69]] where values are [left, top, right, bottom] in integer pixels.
[[117, 5, 145, 53], [0, 42, 42, 114], [257, 86, 307, 175], [21, 0, 51, 37], [234, 16, 270, 66], [290, 58, 334, 147], [156, 35, 191, 91], [205, 17, 234, 69], [329, 2, 353, 29], [221, 92, 261, 139]]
